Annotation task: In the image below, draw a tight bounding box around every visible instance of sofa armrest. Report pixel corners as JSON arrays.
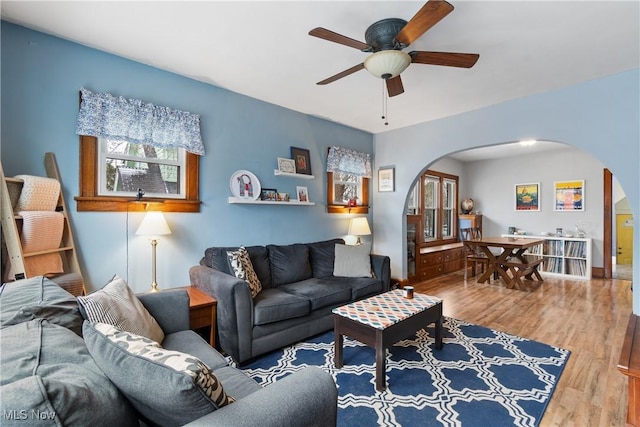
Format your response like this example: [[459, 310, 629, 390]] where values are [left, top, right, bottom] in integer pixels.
[[137, 290, 190, 334], [183, 366, 337, 427], [189, 265, 254, 363], [371, 254, 391, 292]]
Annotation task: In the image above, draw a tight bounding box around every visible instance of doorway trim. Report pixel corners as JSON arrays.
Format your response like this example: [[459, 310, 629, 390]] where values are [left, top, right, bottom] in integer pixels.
[[603, 168, 612, 278]]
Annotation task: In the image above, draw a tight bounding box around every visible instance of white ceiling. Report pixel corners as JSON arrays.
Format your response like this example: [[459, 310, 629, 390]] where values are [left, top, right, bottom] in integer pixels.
[[1, 1, 639, 145]]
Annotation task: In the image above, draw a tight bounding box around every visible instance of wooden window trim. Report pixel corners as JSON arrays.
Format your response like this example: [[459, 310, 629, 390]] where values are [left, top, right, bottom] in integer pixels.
[[75, 135, 201, 212], [326, 172, 369, 214]]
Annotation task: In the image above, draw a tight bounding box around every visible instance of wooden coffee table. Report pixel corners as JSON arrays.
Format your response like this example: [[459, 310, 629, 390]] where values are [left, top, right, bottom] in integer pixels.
[[332, 290, 443, 391]]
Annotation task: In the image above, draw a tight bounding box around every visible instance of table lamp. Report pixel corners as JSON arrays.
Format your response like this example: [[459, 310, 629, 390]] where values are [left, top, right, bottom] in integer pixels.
[[348, 217, 371, 245], [136, 211, 171, 292]]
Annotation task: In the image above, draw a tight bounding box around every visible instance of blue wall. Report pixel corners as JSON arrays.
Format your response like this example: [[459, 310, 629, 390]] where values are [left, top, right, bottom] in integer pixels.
[[0, 22, 374, 292]]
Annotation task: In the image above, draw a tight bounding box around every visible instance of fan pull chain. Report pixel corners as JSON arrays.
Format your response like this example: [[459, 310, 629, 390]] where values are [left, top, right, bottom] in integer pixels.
[[381, 80, 389, 126]]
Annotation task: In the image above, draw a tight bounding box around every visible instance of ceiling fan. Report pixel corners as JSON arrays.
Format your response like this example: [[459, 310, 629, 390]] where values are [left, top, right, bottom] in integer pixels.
[[309, 0, 479, 97]]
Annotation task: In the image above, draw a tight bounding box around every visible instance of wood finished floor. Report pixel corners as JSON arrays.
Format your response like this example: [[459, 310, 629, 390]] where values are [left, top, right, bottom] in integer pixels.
[[412, 271, 634, 427]]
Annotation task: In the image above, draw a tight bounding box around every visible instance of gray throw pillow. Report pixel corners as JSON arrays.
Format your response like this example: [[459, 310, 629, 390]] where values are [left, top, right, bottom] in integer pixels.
[[333, 243, 373, 278], [77, 275, 164, 343], [83, 322, 233, 427]]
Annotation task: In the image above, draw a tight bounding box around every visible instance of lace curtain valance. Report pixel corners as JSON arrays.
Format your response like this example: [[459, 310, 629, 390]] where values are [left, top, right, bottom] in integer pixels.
[[75, 88, 205, 155], [326, 146, 372, 178]]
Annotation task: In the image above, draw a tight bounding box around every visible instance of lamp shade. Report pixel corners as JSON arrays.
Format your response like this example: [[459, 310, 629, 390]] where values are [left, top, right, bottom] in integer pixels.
[[136, 211, 171, 238], [363, 50, 411, 79], [348, 217, 372, 236]]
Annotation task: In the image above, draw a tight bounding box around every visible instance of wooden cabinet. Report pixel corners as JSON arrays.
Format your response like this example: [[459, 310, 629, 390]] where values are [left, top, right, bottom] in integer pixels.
[[459, 214, 482, 234], [406, 215, 420, 282], [417, 243, 465, 281]]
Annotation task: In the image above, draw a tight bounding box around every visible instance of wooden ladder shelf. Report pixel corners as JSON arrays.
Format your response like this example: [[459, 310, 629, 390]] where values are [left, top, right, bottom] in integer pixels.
[[1, 153, 85, 295]]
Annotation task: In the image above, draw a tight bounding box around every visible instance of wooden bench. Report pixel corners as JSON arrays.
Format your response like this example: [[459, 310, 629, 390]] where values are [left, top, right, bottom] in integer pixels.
[[501, 255, 544, 290], [618, 313, 640, 426]]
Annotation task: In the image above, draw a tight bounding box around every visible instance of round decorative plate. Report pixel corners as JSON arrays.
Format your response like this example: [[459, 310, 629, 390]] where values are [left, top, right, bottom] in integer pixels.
[[229, 170, 261, 200]]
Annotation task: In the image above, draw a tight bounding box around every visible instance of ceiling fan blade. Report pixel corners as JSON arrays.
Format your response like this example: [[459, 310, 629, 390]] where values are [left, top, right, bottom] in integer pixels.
[[410, 51, 479, 68], [309, 27, 370, 51], [316, 63, 365, 85], [395, 0, 454, 46], [386, 76, 405, 97]]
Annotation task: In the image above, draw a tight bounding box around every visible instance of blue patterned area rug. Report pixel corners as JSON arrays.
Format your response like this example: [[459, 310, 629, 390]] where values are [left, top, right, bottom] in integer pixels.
[[239, 317, 570, 427]]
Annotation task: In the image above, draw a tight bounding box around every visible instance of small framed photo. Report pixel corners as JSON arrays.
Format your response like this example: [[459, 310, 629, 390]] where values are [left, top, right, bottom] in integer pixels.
[[378, 167, 395, 192], [260, 188, 278, 201], [515, 183, 540, 211], [296, 186, 309, 202], [277, 157, 296, 174], [554, 180, 584, 211], [291, 147, 311, 175]]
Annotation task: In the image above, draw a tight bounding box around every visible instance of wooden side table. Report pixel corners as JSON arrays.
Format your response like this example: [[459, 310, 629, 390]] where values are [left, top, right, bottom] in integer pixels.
[[174, 286, 217, 348]]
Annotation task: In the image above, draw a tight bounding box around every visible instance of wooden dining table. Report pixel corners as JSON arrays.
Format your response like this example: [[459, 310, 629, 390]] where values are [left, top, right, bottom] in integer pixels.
[[464, 236, 545, 289]]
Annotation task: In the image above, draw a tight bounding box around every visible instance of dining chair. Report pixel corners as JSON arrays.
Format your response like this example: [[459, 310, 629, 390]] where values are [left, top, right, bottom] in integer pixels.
[[459, 227, 491, 281]]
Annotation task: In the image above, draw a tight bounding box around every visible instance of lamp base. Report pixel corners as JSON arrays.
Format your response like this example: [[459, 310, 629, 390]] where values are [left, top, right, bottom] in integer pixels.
[[149, 282, 160, 293]]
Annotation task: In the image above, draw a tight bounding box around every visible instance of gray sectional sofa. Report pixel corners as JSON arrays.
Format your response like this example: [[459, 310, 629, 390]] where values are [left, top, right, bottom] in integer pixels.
[[0, 276, 337, 426], [189, 238, 391, 364]]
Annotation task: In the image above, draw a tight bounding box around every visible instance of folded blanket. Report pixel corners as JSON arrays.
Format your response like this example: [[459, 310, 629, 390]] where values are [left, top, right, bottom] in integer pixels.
[[14, 211, 64, 277], [13, 174, 60, 211]]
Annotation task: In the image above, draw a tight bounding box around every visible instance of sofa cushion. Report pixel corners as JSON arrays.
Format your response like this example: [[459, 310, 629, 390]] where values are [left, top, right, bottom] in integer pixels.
[[0, 276, 83, 336], [333, 243, 373, 278], [308, 238, 345, 278], [227, 246, 262, 297], [0, 319, 137, 426], [278, 279, 353, 311], [203, 245, 272, 289], [162, 330, 229, 371], [77, 275, 164, 343], [211, 366, 262, 400], [253, 288, 310, 326], [83, 322, 233, 426], [267, 243, 312, 286], [325, 276, 384, 300]]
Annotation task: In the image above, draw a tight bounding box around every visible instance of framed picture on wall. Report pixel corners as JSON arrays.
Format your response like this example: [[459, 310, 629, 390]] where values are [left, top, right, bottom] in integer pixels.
[[296, 186, 309, 202], [277, 158, 296, 174], [554, 180, 585, 211], [378, 167, 395, 192], [290, 147, 311, 175], [515, 183, 540, 211]]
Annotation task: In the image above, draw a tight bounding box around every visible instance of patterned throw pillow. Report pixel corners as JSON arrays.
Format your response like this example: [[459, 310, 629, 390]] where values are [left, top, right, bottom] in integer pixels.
[[77, 275, 164, 343], [83, 322, 233, 426], [227, 246, 262, 297]]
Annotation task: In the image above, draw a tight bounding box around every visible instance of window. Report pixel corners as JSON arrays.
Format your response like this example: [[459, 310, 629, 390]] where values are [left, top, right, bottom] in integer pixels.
[[325, 146, 371, 214], [98, 138, 186, 198], [75, 88, 202, 212], [76, 135, 200, 212], [408, 170, 458, 246], [423, 175, 439, 241], [327, 172, 369, 214]]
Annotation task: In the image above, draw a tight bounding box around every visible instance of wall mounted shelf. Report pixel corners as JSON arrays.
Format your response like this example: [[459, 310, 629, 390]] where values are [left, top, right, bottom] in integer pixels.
[[228, 197, 315, 206], [273, 170, 315, 179]]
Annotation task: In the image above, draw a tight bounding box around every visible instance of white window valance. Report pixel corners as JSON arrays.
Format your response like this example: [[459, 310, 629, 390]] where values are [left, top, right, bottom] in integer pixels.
[[326, 146, 372, 178], [75, 88, 205, 155]]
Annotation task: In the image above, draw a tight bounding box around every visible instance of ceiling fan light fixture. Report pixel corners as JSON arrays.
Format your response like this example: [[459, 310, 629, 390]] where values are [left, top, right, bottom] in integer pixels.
[[364, 50, 411, 80]]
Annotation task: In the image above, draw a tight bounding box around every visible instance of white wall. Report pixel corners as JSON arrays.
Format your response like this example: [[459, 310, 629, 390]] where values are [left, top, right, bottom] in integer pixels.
[[373, 70, 640, 313], [462, 147, 604, 266]]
